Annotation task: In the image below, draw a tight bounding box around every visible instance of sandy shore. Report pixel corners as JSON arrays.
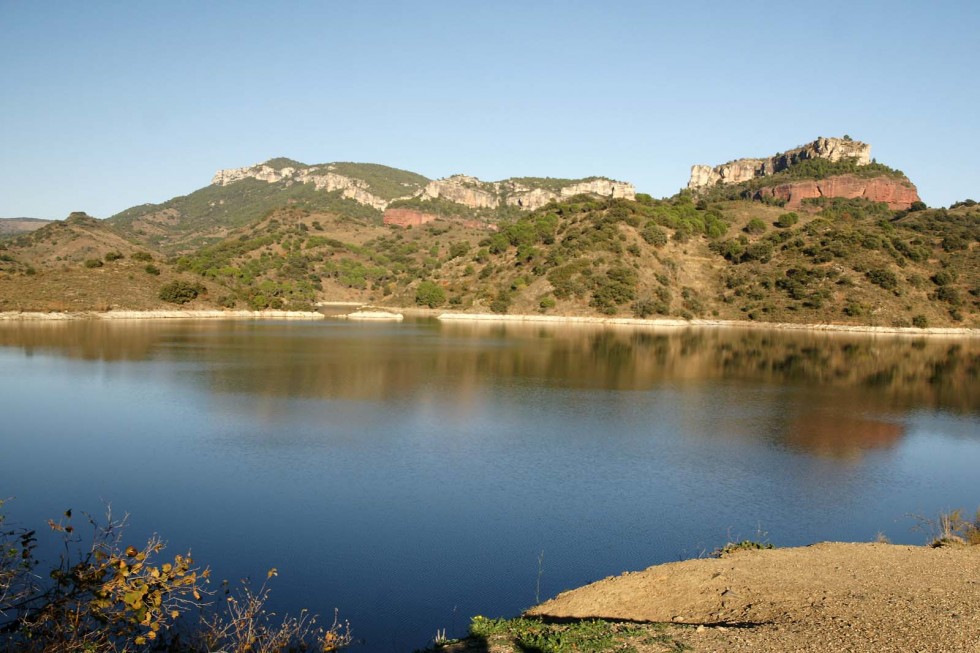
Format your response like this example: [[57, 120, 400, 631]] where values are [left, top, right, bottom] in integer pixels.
[[437, 311, 980, 337], [0, 309, 326, 321], [524, 542, 980, 653]]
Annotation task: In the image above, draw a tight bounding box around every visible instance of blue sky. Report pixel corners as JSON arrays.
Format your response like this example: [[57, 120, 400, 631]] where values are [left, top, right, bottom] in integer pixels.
[[2, 1, 978, 218]]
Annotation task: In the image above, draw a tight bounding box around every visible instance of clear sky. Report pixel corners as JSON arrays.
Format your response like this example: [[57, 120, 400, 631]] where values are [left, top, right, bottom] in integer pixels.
[[2, 1, 978, 219]]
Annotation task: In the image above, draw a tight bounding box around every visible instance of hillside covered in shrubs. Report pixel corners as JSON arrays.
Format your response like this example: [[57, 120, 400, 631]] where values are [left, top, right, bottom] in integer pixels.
[[0, 156, 977, 328]]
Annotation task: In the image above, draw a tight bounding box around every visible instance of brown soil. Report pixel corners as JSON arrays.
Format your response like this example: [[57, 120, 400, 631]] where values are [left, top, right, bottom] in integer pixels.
[[524, 542, 980, 652]]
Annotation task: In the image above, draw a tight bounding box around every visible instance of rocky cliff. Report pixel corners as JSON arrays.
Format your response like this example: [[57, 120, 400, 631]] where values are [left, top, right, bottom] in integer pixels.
[[419, 175, 636, 211], [754, 174, 921, 210], [212, 163, 390, 210], [689, 137, 872, 190], [213, 163, 635, 215], [419, 176, 500, 209]]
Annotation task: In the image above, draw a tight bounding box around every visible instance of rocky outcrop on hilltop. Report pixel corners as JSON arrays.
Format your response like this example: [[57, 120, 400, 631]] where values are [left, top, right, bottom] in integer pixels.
[[212, 164, 389, 210], [689, 137, 872, 190], [754, 174, 921, 209], [420, 176, 500, 209], [212, 163, 635, 215], [419, 175, 636, 211]]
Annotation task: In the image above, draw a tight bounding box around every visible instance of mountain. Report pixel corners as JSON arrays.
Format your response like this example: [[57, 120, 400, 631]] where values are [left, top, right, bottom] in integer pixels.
[[0, 217, 53, 238], [1, 140, 976, 327], [107, 159, 634, 253], [106, 160, 427, 252]]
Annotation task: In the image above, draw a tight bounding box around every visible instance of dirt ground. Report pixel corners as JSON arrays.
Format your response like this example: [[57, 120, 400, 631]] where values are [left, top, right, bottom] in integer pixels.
[[525, 542, 980, 652]]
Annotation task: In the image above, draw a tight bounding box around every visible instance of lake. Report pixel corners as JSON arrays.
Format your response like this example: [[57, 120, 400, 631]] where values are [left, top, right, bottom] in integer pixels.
[[1, 317, 978, 651]]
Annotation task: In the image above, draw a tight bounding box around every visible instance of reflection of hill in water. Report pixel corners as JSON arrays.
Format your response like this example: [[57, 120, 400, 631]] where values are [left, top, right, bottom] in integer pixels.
[[1, 320, 976, 459], [785, 414, 904, 460], [1, 320, 977, 410]]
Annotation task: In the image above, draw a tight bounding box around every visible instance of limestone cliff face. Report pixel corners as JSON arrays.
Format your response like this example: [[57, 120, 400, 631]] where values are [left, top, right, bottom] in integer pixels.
[[419, 175, 636, 211], [211, 163, 388, 210], [420, 176, 500, 209], [213, 162, 635, 215], [688, 137, 872, 190], [753, 174, 921, 210]]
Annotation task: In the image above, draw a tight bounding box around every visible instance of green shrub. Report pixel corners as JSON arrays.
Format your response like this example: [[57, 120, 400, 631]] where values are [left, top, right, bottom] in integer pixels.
[[640, 223, 667, 247], [932, 270, 956, 286], [144, 264, 160, 276], [159, 280, 204, 304], [448, 241, 470, 259], [590, 266, 637, 313], [415, 280, 446, 308], [131, 251, 153, 262], [744, 218, 767, 234], [714, 540, 775, 557], [83, 258, 103, 268], [912, 314, 929, 328], [866, 267, 898, 291], [104, 251, 124, 262], [490, 290, 513, 314], [936, 286, 962, 306], [776, 212, 799, 228]]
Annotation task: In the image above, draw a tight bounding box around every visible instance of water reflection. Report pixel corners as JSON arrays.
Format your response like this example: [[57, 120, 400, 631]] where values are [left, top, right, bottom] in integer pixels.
[[2, 318, 978, 651], [0, 319, 976, 462]]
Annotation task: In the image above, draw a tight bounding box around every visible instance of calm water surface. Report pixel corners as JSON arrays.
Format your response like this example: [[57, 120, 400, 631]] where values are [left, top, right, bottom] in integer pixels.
[[1, 318, 978, 651]]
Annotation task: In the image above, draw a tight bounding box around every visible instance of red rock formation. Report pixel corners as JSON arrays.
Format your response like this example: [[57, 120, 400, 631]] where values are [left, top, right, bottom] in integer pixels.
[[460, 219, 499, 232], [383, 208, 439, 228], [383, 208, 498, 231], [755, 174, 920, 210]]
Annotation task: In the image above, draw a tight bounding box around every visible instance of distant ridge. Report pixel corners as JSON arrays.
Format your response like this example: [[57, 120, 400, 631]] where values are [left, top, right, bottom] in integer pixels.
[[0, 217, 53, 238], [106, 158, 636, 251]]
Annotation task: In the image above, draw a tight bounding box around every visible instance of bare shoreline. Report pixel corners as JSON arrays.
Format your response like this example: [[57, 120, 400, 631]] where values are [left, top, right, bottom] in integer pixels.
[[1, 307, 977, 337], [523, 541, 980, 653], [0, 309, 326, 321], [437, 311, 980, 337]]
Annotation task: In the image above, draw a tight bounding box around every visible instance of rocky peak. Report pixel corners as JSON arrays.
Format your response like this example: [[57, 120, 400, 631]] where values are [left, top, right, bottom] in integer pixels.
[[689, 137, 872, 190], [211, 162, 389, 211], [419, 175, 636, 211]]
